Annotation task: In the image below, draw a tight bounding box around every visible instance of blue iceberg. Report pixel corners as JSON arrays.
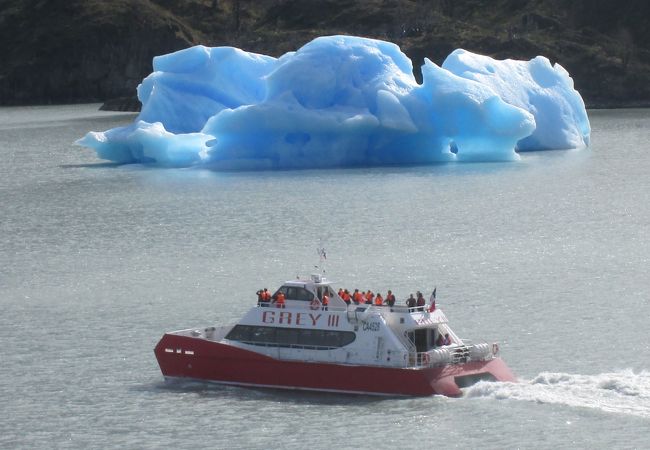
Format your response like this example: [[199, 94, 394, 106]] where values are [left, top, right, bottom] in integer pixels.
[[77, 35, 589, 169], [442, 49, 591, 150]]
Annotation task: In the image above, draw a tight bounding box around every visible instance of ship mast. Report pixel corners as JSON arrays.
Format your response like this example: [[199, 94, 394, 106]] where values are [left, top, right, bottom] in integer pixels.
[[315, 244, 327, 277]]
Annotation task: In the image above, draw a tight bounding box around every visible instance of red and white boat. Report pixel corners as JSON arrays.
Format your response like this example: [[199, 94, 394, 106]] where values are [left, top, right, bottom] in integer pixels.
[[155, 274, 515, 396]]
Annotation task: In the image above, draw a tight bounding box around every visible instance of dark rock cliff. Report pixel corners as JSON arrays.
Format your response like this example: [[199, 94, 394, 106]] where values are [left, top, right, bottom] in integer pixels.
[[1, 0, 649, 108], [0, 0, 198, 105]]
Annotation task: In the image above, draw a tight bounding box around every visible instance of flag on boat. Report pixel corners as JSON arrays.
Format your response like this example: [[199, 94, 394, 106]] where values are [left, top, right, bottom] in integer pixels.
[[428, 287, 436, 312]]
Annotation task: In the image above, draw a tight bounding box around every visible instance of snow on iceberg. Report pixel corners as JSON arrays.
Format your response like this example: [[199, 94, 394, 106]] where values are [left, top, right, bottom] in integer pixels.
[[77, 35, 588, 169], [443, 49, 591, 150]]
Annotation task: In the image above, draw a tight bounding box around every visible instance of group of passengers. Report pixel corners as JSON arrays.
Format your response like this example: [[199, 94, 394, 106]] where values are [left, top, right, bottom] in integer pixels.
[[256, 287, 435, 311], [337, 288, 396, 307], [337, 288, 433, 311], [256, 288, 325, 309], [436, 333, 452, 346], [405, 291, 428, 311], [256, 288, 285, 308]]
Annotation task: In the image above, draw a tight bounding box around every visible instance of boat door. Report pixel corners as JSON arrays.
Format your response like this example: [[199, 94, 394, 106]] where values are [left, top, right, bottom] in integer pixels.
[[375, 336, 385, 361]]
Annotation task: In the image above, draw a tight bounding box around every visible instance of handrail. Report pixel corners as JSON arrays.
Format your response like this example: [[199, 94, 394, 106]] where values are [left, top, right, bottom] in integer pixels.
[[256, 302, 432, 314], [400, 331, 417, 353], [256, 303, 349, 312], [406, 349, 451, 368]]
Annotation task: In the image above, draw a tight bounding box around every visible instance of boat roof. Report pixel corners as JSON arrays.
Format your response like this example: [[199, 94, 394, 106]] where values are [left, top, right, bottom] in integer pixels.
[[282, 274, 332, 286]]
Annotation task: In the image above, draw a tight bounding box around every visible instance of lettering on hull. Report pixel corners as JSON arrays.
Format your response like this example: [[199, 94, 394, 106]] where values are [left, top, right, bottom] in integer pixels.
[[261, 311, 340, 328], [327, 315, 340, 327]]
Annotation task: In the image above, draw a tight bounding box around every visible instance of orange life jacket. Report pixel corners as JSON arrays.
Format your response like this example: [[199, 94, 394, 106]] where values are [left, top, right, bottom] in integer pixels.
[[374, 295, 383, 306], [322, 295, 329, 305], [275, 293, 285, 305], [353, 292, 362, 303]]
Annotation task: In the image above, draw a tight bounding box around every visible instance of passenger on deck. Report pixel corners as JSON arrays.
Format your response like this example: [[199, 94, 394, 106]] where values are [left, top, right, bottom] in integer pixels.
[[436, 333, 444, 347], [258, 288, 271, 306], [274, 292, 286, 308], [416, 292, 426, 311], [365, 291, 374, 305], [443, 333, 451, 346], [385, 290, 396, 308], [342, 289, 351, 305], [322, 294, 329, 310], [406, 294, 416, 308], [353, 289, 363, 305], [374, 293, 383, 306]]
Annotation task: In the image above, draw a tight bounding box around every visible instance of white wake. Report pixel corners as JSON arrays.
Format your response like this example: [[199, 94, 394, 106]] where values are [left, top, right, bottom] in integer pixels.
[[464, 369, 650, 418]]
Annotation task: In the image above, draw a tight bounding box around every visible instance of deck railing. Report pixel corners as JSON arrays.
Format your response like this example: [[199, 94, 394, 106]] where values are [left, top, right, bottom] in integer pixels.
[[255, 302, 432, 314]]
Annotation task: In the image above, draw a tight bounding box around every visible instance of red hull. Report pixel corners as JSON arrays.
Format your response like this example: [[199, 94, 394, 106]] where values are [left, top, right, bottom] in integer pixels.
[[155, 333, 516, 397]]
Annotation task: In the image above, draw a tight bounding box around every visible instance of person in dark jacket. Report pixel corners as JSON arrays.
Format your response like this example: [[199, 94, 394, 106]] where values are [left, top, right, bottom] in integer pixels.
[[406, 294, 416, 308], [416, 291, 425, 311], [385, 290, 396, 308]]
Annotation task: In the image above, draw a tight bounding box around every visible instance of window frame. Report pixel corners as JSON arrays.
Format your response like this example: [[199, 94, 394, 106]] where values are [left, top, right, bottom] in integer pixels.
[[226, 325, 356, 350]]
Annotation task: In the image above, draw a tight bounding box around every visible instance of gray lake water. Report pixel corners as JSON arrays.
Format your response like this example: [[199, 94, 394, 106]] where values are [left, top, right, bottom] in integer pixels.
[[1, 105, 649, 449]]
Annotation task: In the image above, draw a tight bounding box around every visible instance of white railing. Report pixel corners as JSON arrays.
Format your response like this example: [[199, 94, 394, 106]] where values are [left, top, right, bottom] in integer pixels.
[[256, 303, 349, 312], [400, 331, 417, 353], [255, 302, 432, 316]]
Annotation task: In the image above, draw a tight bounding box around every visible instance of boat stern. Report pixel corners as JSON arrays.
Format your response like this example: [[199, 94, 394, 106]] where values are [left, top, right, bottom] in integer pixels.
[[427, 357, 516, 396]]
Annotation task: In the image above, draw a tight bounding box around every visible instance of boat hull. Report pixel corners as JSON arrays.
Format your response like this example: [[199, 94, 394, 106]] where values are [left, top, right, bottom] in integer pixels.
[[154, 333, 515, 397]]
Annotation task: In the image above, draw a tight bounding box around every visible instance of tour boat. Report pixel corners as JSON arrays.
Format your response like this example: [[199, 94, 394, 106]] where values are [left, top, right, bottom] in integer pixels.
[[154, 274, 515, 396]]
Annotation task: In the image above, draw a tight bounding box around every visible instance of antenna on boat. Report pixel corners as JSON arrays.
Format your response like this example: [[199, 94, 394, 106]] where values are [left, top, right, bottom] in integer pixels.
[[313, 234, 331, 278], [315, 244, 327, 276]]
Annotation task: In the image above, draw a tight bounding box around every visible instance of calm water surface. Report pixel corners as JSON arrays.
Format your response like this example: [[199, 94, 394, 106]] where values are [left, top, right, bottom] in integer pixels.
[[1, 105, 649, 448]]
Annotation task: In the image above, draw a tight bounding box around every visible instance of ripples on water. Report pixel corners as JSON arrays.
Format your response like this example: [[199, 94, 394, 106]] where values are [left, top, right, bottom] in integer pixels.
[[1, 105, 649, 449], [466, 370, 650, 418]]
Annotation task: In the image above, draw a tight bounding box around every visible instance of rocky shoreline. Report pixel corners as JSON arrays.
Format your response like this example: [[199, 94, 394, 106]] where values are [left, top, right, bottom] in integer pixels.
[[2, 0, 649, 109]]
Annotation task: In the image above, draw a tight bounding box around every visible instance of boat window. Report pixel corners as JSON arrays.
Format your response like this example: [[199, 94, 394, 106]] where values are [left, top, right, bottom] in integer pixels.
[[225, 325, 355, 349], [225, 325, 253, 342], [298, 329, 320, 347], [274, 286, 314, 301], [317, 286, 335, 300], [251, 326, 276, 342], [276, 327, 300, 346], [323, 330, 347, 347]]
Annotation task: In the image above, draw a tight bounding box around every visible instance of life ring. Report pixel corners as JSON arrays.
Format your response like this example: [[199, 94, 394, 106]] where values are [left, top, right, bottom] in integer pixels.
[[492, 343, 499, 355], [310, 299, 321, 310]]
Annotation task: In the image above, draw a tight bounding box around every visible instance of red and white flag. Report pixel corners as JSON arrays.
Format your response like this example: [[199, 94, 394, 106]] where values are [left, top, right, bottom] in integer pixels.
[[428, 287, 437, 312]]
